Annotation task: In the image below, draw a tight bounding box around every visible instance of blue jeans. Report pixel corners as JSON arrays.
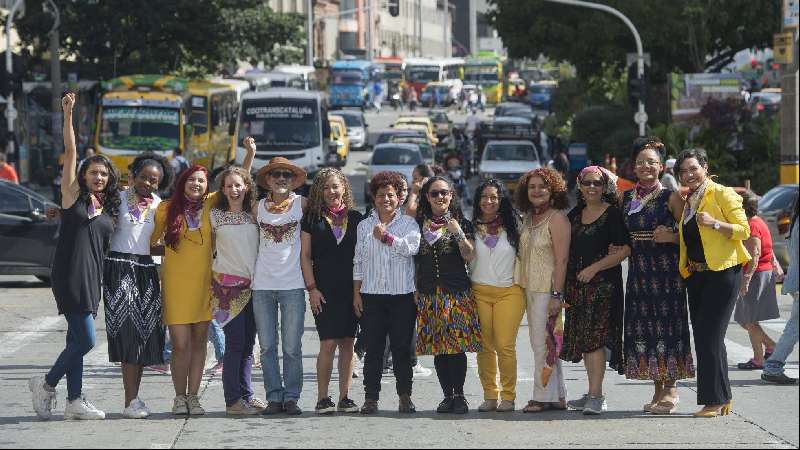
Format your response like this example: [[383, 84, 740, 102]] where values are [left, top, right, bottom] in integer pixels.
[[252, 289, 306, 403], [209, 319, 225, 362], [46, 313, 96, 401], [764, 293, 799, 375]]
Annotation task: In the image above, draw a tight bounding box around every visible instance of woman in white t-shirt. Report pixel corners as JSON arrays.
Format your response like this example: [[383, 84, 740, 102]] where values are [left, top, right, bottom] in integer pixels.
[[103, 153, 173, 419]]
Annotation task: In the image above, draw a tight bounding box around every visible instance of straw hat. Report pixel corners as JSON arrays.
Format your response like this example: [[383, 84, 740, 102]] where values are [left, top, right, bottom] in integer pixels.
[[255, 157, 307, 190]]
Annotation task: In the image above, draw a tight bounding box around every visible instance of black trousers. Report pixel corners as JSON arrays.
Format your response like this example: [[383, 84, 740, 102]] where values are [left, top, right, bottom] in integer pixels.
[[434, 353, 467, 397], [362, 293, 416, 400], [686, 264, 742, 405]]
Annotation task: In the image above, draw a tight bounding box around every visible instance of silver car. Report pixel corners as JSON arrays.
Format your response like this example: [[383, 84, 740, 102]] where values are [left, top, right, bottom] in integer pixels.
[[478, 140, 542, 192], [333, 110, 368, 151], [759, 184, 799, 270], [362, 143, 422, 202]]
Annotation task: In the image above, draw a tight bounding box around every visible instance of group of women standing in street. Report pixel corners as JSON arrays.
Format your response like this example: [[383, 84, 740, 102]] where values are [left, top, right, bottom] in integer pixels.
[[30, 94, 759, 420]]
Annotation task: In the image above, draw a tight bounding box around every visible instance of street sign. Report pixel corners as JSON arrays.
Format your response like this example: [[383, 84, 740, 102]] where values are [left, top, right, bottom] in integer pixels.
[[634, 111, 648, 125], [626, 53, 651, 67], [785, 0, 799, 28], [774, 33, 795, 65]]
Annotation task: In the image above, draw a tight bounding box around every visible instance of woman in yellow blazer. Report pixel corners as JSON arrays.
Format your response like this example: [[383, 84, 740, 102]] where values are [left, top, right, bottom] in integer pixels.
[[676, 148, 751, 418]]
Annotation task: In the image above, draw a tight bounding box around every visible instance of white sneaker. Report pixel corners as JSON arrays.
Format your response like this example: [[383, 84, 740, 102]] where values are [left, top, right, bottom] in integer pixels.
[[64, 396, 106, 420], [28, 376, 56, 420], [412, 362, 432, 377], [172, 395, 189, 415], [122, 398, 150, 419], [186, 394, 206, 415]]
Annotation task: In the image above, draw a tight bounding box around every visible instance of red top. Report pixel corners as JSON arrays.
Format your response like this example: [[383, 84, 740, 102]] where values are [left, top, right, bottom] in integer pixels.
[[748, 216, 774, 272], [0, 163, 18, 184]]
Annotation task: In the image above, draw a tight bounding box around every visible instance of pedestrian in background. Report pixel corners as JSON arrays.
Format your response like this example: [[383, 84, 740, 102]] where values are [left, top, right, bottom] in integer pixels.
[[734, 190, 783, 370], [514, 169, 570, 413], [621, 139, 694, 415], [661, 158, 680, 192], [762, 198, 799, 385], [415, 176, 481, 415], [103, 153, 172, 419], [300, 168, 363, 414], [562, 166, 630, 415], [0, 151, 19, 183], [676, 148, 751, 418], [353, 171, 420, 414], [251, 157, 308, 416], [472, 179, 525, 413], [30, 93, 120, 421], [210, 163, 266, 416]]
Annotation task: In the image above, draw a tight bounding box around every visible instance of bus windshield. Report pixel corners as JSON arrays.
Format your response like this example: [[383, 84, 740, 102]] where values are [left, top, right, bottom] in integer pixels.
[[407, 67, 440, 83], [99, 106, 180, 151], [332, 70, 366, 85], [238, 98, 321, 150], [465, 70, 499, 83]]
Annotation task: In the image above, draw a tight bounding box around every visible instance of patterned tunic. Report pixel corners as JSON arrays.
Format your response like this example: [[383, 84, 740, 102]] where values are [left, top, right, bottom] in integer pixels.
[[623, 189, 695, 381]]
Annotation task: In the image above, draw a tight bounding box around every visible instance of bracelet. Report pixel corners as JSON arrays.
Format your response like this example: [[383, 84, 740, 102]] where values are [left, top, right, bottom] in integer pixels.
[[550, 291, 563, 300], [381, 231, 395, 246], [306, 283, 317, 292]]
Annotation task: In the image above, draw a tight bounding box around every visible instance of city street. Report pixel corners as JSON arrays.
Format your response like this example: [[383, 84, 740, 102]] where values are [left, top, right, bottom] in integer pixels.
[[0, 106, 797, 449]]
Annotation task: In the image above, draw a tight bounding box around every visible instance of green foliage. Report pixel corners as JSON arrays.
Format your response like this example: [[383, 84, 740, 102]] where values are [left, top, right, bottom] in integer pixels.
[[571, 105, 637, 163]]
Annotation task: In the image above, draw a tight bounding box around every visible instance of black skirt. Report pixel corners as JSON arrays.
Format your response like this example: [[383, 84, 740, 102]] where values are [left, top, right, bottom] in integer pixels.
[[103, 252, 165, 365]]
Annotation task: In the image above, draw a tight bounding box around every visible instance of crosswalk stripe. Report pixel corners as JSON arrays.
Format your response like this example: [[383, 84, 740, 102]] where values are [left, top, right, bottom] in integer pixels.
[[0, 316, 63, 359]]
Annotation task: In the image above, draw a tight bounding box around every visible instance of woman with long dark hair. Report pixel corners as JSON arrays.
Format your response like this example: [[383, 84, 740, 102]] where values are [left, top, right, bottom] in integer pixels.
[[151, 139, 255, 416], [415, 176, 482, 414], [29, 93, 120, 420], [469, 179, 524, 413]]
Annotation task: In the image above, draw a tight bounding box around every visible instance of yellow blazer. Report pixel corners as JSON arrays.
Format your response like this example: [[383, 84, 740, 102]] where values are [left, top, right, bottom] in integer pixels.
[[678, 180, 751, 279]]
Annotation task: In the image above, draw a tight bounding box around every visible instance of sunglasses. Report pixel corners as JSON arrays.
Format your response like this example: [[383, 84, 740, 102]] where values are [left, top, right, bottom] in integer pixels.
[[269, 170, 296, 180], [429, 189, 452, 198], [580, 180, 605, 188]]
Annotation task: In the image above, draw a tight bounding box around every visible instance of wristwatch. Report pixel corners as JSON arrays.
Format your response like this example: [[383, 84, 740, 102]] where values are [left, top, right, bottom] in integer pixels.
[[713, 221, 721, 230]]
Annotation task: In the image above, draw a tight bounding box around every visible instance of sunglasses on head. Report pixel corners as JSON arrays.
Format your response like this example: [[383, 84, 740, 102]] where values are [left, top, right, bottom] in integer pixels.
[[269, 170, 296, 180], [580, 180, 604, 188], [429, 189, 452, 198]]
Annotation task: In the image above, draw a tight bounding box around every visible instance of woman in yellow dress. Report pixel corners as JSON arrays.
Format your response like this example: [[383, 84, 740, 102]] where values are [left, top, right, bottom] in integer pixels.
[[151, 139, 255, 415]]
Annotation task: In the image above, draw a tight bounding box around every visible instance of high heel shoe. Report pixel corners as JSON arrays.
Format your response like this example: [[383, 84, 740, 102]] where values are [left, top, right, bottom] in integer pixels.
[[693, 401, 732, 418]]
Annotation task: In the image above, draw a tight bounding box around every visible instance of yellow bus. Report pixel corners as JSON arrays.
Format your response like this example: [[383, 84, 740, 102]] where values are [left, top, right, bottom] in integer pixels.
[[95, 75, 191, 180], [464, 58, 504, 104], [186, 80, 239, 172]]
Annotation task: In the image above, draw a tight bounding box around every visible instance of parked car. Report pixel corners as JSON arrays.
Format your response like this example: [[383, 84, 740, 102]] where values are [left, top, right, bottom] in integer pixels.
[[759, 184, 798, 270], [362, 143, 423, 202], [478, 140, 542, 193], [0, 180, 60, 282], [332, 110, 368, 150]]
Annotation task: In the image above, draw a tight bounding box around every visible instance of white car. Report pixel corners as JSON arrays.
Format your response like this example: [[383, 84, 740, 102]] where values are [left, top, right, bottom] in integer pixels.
[[362, 143, 422, 202], [479, 140, 542, 192]]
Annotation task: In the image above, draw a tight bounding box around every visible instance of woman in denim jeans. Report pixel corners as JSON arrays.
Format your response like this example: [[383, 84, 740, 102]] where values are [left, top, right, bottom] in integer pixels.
[[251, 157, 308, 416]]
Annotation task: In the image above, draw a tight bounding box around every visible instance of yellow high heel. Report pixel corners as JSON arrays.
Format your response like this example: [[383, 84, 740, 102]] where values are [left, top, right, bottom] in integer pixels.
[[693, 401, 732, 418]]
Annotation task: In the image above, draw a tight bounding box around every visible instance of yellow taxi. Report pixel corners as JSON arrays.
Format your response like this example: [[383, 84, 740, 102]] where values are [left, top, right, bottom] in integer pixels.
[[392, 115, 439, 146], [328, 114, 350, 163]]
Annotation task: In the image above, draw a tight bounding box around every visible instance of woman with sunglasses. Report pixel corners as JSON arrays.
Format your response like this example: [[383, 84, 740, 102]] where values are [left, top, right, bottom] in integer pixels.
[[151, 139, 255, 416], [676, 148, 750, 417], [562, 166, 630, 415], [415, 176, 482, 414]]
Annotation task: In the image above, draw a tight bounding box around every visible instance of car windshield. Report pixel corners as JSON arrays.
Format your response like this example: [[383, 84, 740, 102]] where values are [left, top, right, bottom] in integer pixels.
[[337, 114, 363, 128], [372, 147, 422, 165], [759, 187, 798, 212], [238, 98, 320, 149], [332, 70, 365, 85], [485, 144, 539, 162], [429, 112, 448, 122], [99, 106, 181, 151], [498, 106, 532, 116]]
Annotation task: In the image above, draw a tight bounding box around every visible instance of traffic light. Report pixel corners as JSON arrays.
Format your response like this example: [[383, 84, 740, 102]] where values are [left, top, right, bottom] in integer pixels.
[[627, 62, 648, 109], [388, 0, 399, 17]]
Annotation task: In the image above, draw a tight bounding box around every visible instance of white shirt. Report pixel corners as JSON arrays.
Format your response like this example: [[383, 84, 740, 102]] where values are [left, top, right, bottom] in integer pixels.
[[466, 114, 481, 134], [470, 230, 516, 288], [110, 190, 161, 255], [353, 210, 420, 295], [211, 208, 259, 280], [252, 194, 305, 290]]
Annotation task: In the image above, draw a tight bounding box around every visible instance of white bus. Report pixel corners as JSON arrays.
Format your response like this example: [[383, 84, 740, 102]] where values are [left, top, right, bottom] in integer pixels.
[[404, 57, 464, 96], [273, 65, 319, 91]]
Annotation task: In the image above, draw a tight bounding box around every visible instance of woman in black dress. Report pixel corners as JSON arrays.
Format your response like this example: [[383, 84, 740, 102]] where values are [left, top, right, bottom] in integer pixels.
[[562, 166, 630, 416], [29, 93, 120, 420], [301, 168, 364, 414]]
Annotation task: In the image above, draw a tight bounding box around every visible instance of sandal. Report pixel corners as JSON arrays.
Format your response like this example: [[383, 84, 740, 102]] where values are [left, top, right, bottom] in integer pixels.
[[523, 401, 549, 413], [737, 359, 764, 370], [650, 398, 680, 415]]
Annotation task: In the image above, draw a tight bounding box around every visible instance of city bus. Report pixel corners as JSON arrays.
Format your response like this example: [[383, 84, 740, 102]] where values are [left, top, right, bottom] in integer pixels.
[[186, 80, 240, 172], [404, 58, 464, 97], [94, 74, 191, 180], [329, 59, 378, 109], [464, 57, 504, 104], [273, 64, 319, 91]]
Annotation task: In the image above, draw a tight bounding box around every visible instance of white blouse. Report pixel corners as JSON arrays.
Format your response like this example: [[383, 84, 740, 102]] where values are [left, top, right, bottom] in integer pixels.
[[470, 230, 516, 288], [110, 190, 161, 256], [211, 208, 259, 280]]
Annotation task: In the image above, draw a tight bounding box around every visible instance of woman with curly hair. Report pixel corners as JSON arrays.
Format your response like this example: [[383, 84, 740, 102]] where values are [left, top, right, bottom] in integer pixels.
[[469, 179, 524, 413], [30, 93, 121, 421], [513, 168, 572, 413], [300, 168, 364, 414], [415, 176, 481, 414], [562, 166, 630, 415], [101, 152, 173, 419], [150, 139, 255, 416]]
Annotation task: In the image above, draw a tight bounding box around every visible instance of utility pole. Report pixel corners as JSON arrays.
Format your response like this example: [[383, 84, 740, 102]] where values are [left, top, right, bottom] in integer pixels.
[[441, 2, 448, 57], [468, 0, 477, 56], [779, 1, 799, 184], [366, 0, 372, 60], [4, 0, 23, 169], [46, 0, 62, 166], [306, 0, 314, 66], [417, 0, 423, 56]]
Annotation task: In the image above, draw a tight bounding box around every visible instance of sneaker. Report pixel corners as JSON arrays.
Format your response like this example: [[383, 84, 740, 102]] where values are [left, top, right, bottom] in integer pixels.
[[398, 394, 416, 414], [284, 400, 302, 416], [567, 394, 590, 411], [28, 376, 56, 420], [452, 396, 469, 414], [337, 397, 360, 413], [172, 395, 189, 415], [226, 399, 261, 416], [261, 401, 284, 415], [496, 400, 515, 412], [315, 397, 336, 415], [186, 394, 205, 415], [248, 397, 267, 411], [478, 400, 497, 412], [205, 361, 224, 375], [436, 396, 455, 413], [122, 398, 150, 419], [582, 395, 608, 415], [412, 362, 433, 377], [64, 396, 106, 420], [360, 399, 379, 415], [147, 363, 171, 375], [761, 372, 798, 385]]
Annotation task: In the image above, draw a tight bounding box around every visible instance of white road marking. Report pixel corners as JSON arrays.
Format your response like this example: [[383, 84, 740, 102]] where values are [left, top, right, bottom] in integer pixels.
[[0, 316, 64, 359]]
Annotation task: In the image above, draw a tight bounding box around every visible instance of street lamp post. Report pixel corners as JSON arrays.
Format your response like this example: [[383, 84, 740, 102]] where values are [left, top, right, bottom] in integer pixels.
[[541, 0, 647, 136], [4, 0, 24, 163], [306, 0, 314, 66]]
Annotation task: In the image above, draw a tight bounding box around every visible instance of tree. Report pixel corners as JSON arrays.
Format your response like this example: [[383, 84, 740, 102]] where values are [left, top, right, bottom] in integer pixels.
[[488, 0, 781, 82]]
